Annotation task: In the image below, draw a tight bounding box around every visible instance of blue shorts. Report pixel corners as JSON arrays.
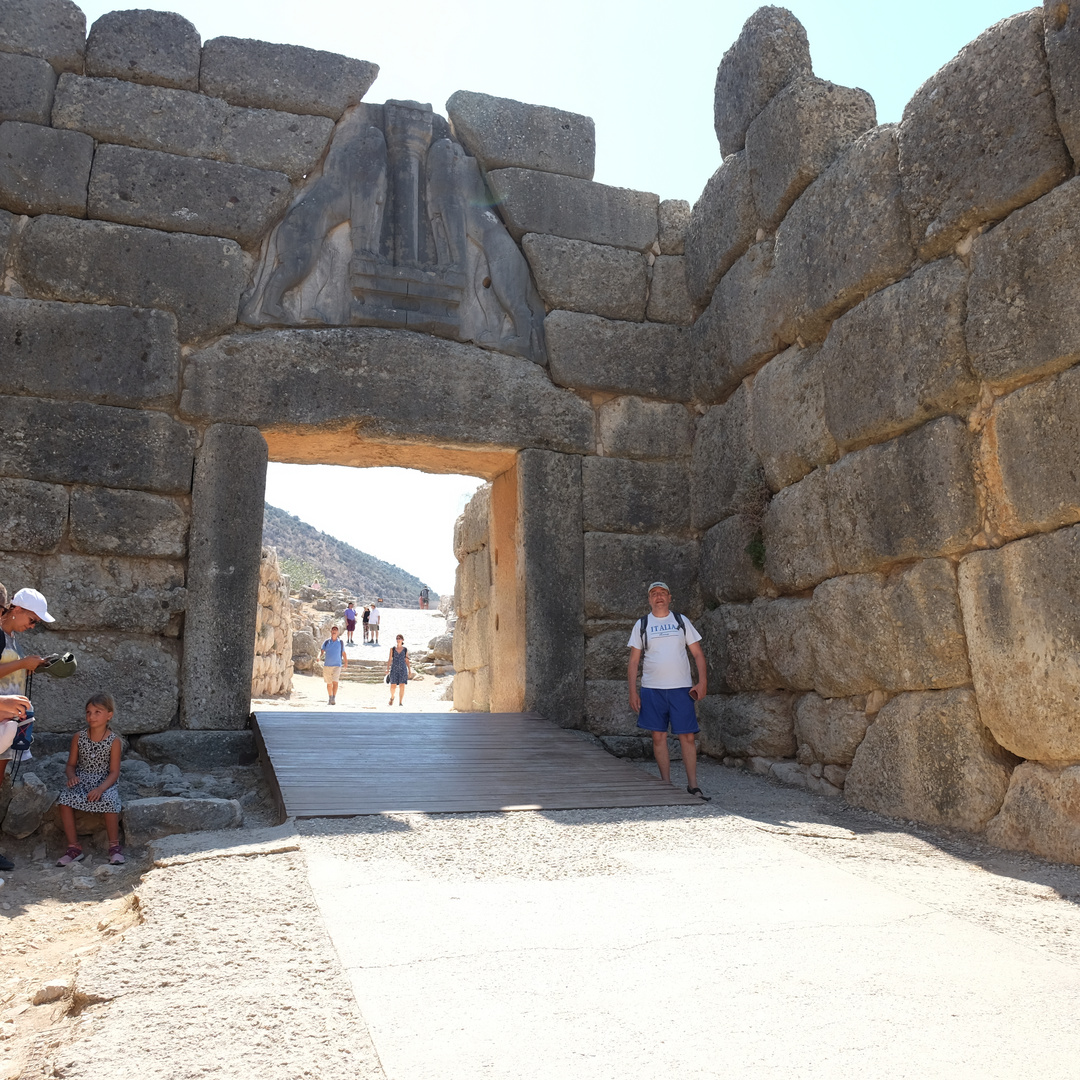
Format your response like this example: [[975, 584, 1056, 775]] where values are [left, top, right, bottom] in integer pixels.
[[637, 686, 699, 734]]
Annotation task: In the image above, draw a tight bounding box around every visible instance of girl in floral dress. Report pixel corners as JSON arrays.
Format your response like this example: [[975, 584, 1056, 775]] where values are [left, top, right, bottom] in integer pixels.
[[56, 693, 124, 866]]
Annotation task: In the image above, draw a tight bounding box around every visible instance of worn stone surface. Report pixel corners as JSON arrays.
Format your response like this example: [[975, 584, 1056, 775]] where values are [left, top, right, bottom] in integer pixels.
[[646, 256, 697, 325], [0, 52, 56, 124], [758, 596, 815, 691], [697, 691, 796, 758], [183, 328, 593, 454], [183, 425, 267, 731], [691, 384, 767, 531], [446, 90, 594, 180], [16, 215, 246, 342], [584, 626, 635, 682], [810, 559, 971, 698], [794, 693, 870, 766], [0, 477, 67, 554], [200, 37, 378, 119], [88, 144, 291, 247], [522, 234, 647, 320], [487, 168, 658, 252], [967, 177, 1080, 391], [31, 631, 180, 735], [0, 395, 195, 493], [546, 311, 689, 401], [134, 730, 256, 770], [701, 513, 766, 603], [821, 258, 977, 451], [985, 762, 1080, 864], [958, 526, 1080, 763], [844, 688, 1015, 832], [898, 10, 1070, 260], [1045, 0, 1080, 162], [0, 296, 178, 408], [86, 9, 200, 90], [123, 796, 243, 846], [582, 457, 689, 534], [454, 605, 489, 672], [70, 487, 188, 559], [771, 125, 914, 345], [1, 772, 56, 839], [713, 6, 812, 156], [0, 120, 93, 216], [761, 466, 836, 591], [658, 198, 689, 255], [0, 0, 84, 74], [746, 76, 876, 229], [583, 679, 640, 737], [53, 75, 335, 179], [584, 533, 699, 619], [453, 484, 491, 559], [596, 396, 692, 461], [684, 152, 757, 308], [827, 416, 980, 574], [699, 603, 782, 693], [0, 551, 185, 635], [752, 343, 837, 491]]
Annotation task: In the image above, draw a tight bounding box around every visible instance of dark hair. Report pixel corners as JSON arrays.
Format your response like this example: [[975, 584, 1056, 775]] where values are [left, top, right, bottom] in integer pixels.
[[86, 692, 115, 713], [396, 634, 404, 642]]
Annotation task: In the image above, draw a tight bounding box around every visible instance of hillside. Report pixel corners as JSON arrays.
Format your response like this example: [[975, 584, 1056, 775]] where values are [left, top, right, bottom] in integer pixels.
[[262, 503, 439, 605]]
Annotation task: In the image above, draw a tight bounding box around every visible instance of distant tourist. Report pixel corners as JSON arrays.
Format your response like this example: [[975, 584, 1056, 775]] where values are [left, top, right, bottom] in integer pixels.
[[320, 625, 347, 705], [55, 692, 125, 867], [419, 586, 430, 610], [369, 600, 382, 645], [362, 606, 371, 643], [344, 601, 358, 645], [386, 634, 412, 706]]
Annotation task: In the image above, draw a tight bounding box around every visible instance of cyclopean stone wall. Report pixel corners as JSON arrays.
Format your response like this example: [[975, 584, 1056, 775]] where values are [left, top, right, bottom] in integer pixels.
[[452, 483, 492, 712], [251, 547, 292, 699], [3, 0, 1080, 865]]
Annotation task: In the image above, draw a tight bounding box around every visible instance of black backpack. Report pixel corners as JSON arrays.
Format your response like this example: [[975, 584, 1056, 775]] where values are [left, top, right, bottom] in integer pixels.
[[638, 611, 686, 651]]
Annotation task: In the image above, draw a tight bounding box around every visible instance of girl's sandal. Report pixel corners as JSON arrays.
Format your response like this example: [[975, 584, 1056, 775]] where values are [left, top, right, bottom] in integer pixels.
[[56, 845, 84, 867], [108, 845, 125, 865]]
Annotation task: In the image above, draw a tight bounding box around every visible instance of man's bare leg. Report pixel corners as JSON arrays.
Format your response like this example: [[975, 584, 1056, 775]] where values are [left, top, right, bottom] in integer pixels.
[[651, 730, 671, 783], [679, 732, 698, 790]]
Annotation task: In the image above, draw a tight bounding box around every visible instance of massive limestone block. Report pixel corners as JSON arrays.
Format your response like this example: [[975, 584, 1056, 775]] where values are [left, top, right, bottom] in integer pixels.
[[0, 297, 178, 409], [985, 763, 1080, 865], [53, 75, 335, 179], [584, 679, 640, 737], [88, 144, 291, 246], [200, 37, 379, 119], [713, 6, 812, 156], [86, 9, 201, 90], [745, 76, 876, 230], [455, 605, 490, 672], [522, 234, 647, 321], [584, 533, 699, 619], [582, 458, 690, 534], [826, 416, 980, 574], [699, 603, 782, 693], [987, 365, 1080, 539], [967, 177, 1080, 390], [958, 526, 1080, 762], [820, 258, 978, 451], [453, 483, 490, 559], [0, 120, 93, 216], [810, 559, 971, 698], [545, 311, 690, 401], [487, 168, 658, 252], [0, 552, 185, 635], [758, 596, 815, 691], [0, 53, 56, 124], [182, 328, 594, 454], [794, 693, 870, 766], [898, 10, 1070, 260], [123, 797, 243, 846], [771, 125, 914, 345], [134, 730, 256, 770], [700, 513, 766, 604], [658, 198, 689, 255], [844, 689, 1015, 832], [646, 256, 697, 325], [596, 396, 692, 461], [691, 383, 767, 531], [456, 547, 491, 616], [0, 478, 67, 554], [696, 691, 796, 758], [761, 467, 837, 591], [70, 487, 188, 559], [683, 152, 757, 308], [751, 343, 837, 491], [446, 91, 595, 180], [31, 631, 180, 735], [1044, 0, 1080, 162], [183, 425, 267, 730], [0, 0, 84, 74], [0, 396, 195, 494], [585, 626, 635, 681], [16, 215, 246, 342]]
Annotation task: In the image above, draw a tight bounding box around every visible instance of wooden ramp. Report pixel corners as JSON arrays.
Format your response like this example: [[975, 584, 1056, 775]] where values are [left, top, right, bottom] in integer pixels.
[[253, 710, 706, 817]]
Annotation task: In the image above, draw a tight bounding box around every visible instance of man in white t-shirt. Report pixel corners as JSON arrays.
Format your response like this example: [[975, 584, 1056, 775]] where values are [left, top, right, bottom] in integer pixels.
[[368, 600, 381, 645], [627, 581, 710, 800]]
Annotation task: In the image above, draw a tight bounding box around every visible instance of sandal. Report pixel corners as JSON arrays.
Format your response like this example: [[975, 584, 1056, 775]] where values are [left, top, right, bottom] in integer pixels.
[[108, 845, 125, 865], [56, 845, 84, 867], [687, 786, 712, 802]]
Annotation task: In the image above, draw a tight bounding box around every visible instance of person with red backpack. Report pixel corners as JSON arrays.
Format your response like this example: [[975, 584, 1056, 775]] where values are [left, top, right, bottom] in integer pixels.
[[627, 581, 710, 800]]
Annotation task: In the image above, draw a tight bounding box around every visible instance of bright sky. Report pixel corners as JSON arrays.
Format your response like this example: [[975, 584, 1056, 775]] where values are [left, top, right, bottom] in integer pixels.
[[75, 0, 1028, 591]]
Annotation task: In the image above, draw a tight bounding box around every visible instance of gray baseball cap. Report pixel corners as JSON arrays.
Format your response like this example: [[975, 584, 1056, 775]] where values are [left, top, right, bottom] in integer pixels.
[[647, 581, 671, 593]]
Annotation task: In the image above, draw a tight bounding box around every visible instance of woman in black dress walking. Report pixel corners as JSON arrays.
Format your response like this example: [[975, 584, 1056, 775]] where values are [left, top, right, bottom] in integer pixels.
[[386, 634, 412, 706]]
